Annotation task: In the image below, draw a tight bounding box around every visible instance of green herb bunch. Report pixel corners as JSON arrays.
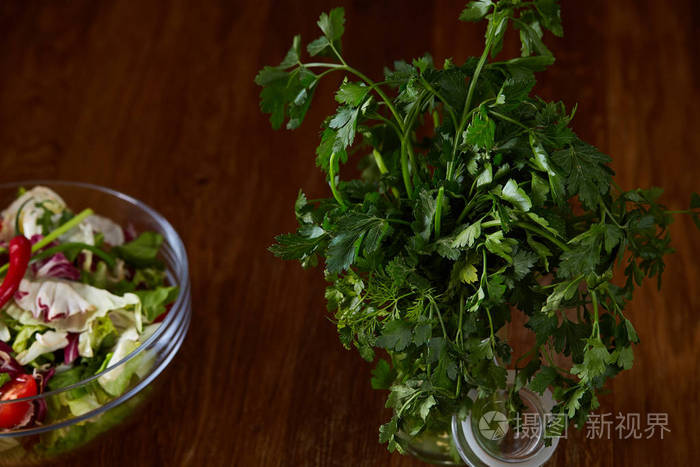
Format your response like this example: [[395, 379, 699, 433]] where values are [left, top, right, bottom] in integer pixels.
[[257, 0, 700, 454]]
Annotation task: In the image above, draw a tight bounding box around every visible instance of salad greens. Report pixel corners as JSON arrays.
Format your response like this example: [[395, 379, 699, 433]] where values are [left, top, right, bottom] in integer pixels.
[[0, 186, 178, 444], [258, 0, 699, 454]]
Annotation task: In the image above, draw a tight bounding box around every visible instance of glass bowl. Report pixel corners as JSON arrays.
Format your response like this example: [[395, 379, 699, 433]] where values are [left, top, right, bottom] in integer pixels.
[[0, 181, 191, 465]]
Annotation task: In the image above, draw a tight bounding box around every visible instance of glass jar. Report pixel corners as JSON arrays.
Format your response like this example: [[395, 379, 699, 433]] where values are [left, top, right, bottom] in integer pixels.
[[397, 368, 560, 466], [451, 372, 560, 466], [397, 413, 464, 465]]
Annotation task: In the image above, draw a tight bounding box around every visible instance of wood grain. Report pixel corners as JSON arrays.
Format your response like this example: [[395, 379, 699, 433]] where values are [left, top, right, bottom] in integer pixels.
[[0, 1, 697, 466]]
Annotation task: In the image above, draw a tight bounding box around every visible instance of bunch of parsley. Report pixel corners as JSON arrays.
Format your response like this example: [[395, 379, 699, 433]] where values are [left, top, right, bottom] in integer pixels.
[[257, 0, 700, 454]]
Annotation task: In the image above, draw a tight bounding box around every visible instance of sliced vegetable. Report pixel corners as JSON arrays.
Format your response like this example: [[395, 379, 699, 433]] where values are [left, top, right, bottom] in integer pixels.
[[0, 342, 23, 377], [0, 236, 31, 309], [32, 253, 81, 281], [0, 374, 37, 429], [16, 330, 69, 366], [64, 333, 80, 364]]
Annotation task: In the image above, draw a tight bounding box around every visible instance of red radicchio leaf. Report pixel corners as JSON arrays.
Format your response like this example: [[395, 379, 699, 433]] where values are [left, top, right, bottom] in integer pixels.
[[31, 367, 55, 424], [0, 342, 23, 377], [0, 341, 14, 354], [63, 333, 80, 365], [32, 252, 81, 281], [123, 223, 138, 243]]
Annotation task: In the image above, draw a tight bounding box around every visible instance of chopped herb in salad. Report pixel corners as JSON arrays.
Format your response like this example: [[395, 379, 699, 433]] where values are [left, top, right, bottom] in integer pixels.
[[0, 186, 178, 431]]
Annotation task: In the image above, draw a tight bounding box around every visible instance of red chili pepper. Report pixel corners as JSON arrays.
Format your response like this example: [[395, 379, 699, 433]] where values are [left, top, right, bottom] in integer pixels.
[[0, 236, 31, 309]]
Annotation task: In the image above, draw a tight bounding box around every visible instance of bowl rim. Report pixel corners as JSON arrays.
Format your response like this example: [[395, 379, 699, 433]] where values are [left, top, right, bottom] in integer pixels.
[[0, 180, 191, 406]]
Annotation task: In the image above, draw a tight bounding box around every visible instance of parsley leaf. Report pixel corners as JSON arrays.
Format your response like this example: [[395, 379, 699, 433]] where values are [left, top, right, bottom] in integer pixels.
[[529, 366, 558, 394], [464, 106, 495, 149], [552, 143, 612, 209], [459, 1, 493, 22], [370, 359, 396, 390], [452, 221, 482, 249], [376, 319, 413, 351], [500, 179, 532, 211]]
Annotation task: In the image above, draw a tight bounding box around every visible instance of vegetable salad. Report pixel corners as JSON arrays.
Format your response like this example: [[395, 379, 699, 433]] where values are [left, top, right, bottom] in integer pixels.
[[0, 187, 177, 433]]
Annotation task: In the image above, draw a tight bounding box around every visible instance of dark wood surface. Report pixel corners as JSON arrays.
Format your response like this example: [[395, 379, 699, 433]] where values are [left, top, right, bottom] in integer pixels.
[[0, 1, 698, 465]]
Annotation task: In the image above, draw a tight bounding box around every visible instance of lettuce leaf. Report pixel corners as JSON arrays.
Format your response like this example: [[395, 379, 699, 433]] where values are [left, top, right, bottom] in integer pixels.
[[16, 330, 69, 365], [97, 328, 140, 396], [134, 286, 179, 322], [0, 319, 10, 342], [82, 316, 116, 358], [11, 324, 47, 353], [8, 281, 140, 333], [111, 232, 163, 267]]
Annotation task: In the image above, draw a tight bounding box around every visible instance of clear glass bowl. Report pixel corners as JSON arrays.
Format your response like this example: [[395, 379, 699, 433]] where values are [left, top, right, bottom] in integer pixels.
[[0, 181, 191, 465]]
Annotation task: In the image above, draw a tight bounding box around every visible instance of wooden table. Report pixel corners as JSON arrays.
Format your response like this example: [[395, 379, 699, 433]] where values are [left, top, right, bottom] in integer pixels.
[[0, 1, 697, 465]]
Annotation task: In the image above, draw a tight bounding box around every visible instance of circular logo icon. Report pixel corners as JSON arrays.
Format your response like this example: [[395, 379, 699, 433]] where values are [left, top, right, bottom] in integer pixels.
[[478, 410, 509, 441]]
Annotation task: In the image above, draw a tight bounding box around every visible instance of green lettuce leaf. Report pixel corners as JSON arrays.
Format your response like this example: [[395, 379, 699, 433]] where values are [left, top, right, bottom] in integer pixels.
[[111, 232, 163, 267], [133, 286, 179, 323]]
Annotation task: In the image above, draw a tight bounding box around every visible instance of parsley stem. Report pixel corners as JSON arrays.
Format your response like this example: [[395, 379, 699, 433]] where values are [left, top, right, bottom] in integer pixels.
[[372, 149, 401, 199], [328, 153, 347, 209], [328, 42, 348, 68], [419, 76, 458, 128], [485, 308, 496, 351], [488, 110, 532, 131], [342, 65, 404, 132], [429, 298, 448, 340], [514, 344, 539, 368], [303, 62, 345, 68], [457, 294, 465, 346], [481, 220, 502, 228], [457, 196, 489, 224], [372, 113, 402, 137], [397, 391, 422, 417], [434, 187, 445, 238], [405, 139, 417, 173], [447, 8, 502, 183], [513, 221, 570, 252], [400, 139, 413, 198], [372, 149, 389, 175], [462, 13, 500, 123], [399, 93, 426, 196], [481, 218, 570, 251], [600, 202, 623, 228], [591, 290, 600, 339], [480, 250, 497, 352]]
